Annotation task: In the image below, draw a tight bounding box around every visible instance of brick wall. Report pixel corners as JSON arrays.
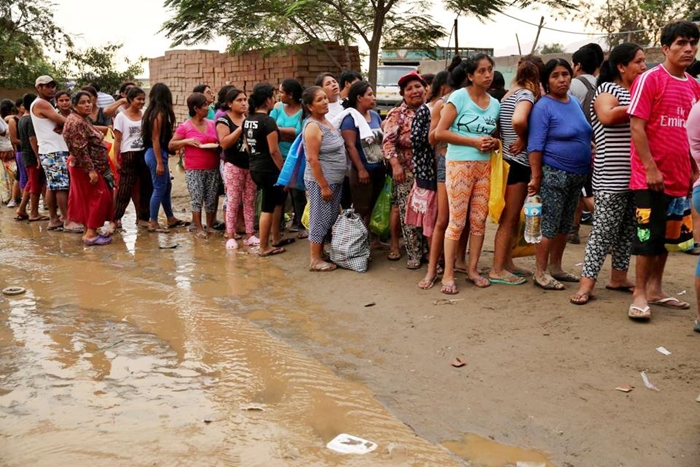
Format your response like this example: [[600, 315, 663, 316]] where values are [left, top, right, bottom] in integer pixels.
[[149, 42, 361, 122]]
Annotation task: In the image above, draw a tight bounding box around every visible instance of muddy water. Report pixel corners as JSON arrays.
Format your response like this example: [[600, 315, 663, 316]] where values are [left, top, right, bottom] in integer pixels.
[[0, 212, 461, 467]]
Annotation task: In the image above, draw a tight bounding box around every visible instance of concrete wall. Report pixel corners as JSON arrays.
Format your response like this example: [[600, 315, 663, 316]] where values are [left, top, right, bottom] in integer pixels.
[[149, 43, 361, 122]]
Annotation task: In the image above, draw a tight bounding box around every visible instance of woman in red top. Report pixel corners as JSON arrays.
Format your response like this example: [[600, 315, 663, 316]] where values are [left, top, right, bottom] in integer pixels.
[[62, 91, 114, 246], [169, 93, 220, 238]]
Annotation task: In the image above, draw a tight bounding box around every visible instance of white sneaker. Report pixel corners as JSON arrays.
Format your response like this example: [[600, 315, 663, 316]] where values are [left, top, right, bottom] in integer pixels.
[[7, 200, 16, 208]]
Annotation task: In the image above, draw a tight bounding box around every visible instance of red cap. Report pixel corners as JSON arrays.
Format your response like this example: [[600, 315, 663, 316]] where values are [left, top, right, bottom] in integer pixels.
[[398, 71, 426, 90]]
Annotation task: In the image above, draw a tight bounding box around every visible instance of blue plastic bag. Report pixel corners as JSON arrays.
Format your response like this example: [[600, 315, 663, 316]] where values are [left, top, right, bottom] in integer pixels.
[[276, 133, 306, 190]]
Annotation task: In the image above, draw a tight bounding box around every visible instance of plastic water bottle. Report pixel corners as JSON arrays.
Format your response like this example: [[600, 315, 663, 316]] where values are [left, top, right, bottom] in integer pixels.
[[524, 195, 542, 244]]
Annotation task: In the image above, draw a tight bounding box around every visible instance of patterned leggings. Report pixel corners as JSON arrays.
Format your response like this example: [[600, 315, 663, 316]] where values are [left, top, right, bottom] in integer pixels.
[[445, 160, 490, 241], [392, 171, 422, 263], [113, 150, 152, 222], [581, 192, 635, 279], [306, 179, 343, 244], [185, 169, 219, 213], [224, 162, 256, 236]]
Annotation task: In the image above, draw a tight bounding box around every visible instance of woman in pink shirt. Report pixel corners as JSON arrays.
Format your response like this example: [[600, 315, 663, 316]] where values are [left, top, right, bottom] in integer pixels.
[[687, 100, 700, 332], [169, 93, 220, 238]]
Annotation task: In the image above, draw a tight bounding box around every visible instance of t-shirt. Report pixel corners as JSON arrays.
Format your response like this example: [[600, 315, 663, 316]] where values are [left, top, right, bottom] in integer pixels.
[[688, 102, 700, 189], [591, 82, 632, 193], [244, 113, 280, 173], [569, 74, 597, 106], [113, 111, 144, 152], [628, 65, 700, 196], [269, 103, 302, 158], [174, 118, 219, 170], [339, 110, 383, 170], [216, 114, 248, 169], [445, 88, 500, 162], [18, 115, 37, 167], [499, 88, 535, 167], [527, 95, 592, 175]]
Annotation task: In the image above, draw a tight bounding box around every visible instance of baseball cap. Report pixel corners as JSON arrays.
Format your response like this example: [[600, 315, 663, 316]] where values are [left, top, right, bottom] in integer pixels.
[[397, 71, 426, 90], [35, 76, 57, 87]]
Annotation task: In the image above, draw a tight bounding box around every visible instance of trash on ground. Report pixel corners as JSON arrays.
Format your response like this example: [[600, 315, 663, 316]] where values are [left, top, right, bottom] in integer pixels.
[[433, 298, 463, 306], [2, 286, 26, 296], [574, 262, 583, 267], [696, 394, 700, 402], [615, 385, 634, 393], [516, 462, 546, 467], [678, 290, 687, 295], [451, 357, 467, 368], [94, 339, 125, 354], [656, 346, 671, 356], [159, 243, 179, 249], [364, 302, 376, 307], [241, 404, 265, 411], [641, 371, 660, 391], [326, 433, 377, 454], [202, 416, 213, 424]]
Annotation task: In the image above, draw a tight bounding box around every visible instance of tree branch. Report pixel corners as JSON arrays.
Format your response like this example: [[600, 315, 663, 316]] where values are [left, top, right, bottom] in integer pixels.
[[288, 16, 343, 71]]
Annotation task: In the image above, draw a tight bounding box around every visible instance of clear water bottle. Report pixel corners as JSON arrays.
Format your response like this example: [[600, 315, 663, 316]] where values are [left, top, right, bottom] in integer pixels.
[[524, 195, 542, 244]]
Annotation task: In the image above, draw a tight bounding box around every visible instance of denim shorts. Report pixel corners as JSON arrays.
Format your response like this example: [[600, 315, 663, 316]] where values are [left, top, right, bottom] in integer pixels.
[[436, 155, 446, 184], [39, 151, 70, 191]]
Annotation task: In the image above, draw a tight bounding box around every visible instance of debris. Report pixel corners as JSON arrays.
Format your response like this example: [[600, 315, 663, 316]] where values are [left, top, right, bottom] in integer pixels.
[[241, 404, 265, 411], [656, 346, 671, 356], [574, 262, 583, 267], [696, 394, 700, 402], [678, 290, 687, 295], [615, 385, 634, 393], [451, 357, 467, 368], [94, 339, 125, 354], [640, 371, 660, 391], [364, 302, 376, 307], [433, 298, 463, 306], [203, 417, 213, 424], [159, 243, 179, 249], [2, 286, 26, 296], [326, 433, 377, 454]]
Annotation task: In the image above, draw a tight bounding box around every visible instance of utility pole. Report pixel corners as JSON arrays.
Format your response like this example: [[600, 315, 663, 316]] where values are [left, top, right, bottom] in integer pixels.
[[516, 33, 522, 56], [531, 16, 545, 54], [454, 17, 459, 57]]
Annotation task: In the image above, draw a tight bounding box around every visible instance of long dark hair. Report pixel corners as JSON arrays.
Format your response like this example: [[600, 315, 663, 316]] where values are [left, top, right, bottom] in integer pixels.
[[215, 85, 236, 110], [598, 43, 643, 86], [142, 82, 175, 147], [429, 70, 449, 103], [222, 88, 246, 112], [248, 83, 275, 115], [541, 58, 574, 93], [301, 85, 323, 120], [280, 78, 303, 104], [343, 81, 372, 109]]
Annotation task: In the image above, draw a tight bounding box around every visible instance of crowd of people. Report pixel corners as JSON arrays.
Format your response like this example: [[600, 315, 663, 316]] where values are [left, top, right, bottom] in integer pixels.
[[1, 20, 700, 329]]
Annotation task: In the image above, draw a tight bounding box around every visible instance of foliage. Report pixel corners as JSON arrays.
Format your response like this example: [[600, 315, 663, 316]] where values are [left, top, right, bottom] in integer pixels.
[[538, 42, 566, 54], [0, 0, 72, 87], [161, 0, 577, 86], [576, 0, 700, 48], [57, 43, 145, 94]]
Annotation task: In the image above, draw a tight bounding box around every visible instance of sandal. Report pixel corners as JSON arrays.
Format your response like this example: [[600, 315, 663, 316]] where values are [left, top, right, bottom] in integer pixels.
[[309, 261, 337, 272], [194, 231, 208, 239], [297, 230, 309, 239], [272, 238, 295, 247], [468, 275, 491, 288], [418, 274, 438, 290], [406, 258, 421, 270], [387, 249, 401, 261], [488, 272, 526, 286], [628, 304, 651, 320], [648, 297, 690, 310], [259, 247, 286, 257], [83, 235, 112, 246], [534, 273, 565, 291], [14, 214, 29, 221], [694, 320, 700, 333], [570, 291, 594, 305], [148, 227, 170, 233], [551, 271, 579, 282], [441, 281, 459, 295], [168, 219, 191, 228], [605, 285, 635, 294]]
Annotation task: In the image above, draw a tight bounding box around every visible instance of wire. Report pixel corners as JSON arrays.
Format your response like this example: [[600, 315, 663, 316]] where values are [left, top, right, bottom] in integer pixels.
[[496, 11, 663, 36]]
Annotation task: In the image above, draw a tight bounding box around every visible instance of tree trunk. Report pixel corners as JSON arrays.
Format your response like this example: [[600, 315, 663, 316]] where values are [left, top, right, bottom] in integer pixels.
[[367, 9, 386, 89]]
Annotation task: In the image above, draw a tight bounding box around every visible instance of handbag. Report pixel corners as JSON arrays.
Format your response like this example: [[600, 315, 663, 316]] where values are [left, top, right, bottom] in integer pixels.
[[488, 140, 509, 224], [331, 208, 370, 272]]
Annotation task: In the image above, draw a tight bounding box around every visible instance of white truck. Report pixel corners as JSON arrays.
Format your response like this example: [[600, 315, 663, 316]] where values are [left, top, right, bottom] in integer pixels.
[[375, 65, 418, 117]]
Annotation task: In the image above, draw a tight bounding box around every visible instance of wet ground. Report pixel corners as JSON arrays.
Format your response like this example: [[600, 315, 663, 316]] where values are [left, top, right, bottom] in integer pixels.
[[0, 211, 463, 466]]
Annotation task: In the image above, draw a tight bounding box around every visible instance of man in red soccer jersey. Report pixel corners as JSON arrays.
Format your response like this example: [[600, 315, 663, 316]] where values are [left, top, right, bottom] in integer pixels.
[[628, 20, 700, 320]]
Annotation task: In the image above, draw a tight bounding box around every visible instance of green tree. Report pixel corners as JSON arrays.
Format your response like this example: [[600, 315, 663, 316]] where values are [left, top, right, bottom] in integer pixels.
[[538, 42, 566, 54], [161, 0, 576, 87], [577, 0, 700, 48], [0, 0, 72, 87], [57, 43, 145, 94]]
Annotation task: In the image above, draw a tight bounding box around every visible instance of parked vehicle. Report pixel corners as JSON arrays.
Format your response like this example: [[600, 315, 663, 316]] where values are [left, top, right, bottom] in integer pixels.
[[375, 65, 417, 116]]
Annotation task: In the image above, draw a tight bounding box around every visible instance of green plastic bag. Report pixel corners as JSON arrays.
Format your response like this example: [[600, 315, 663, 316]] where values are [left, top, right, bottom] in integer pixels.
[[370, 176, 392, 239]]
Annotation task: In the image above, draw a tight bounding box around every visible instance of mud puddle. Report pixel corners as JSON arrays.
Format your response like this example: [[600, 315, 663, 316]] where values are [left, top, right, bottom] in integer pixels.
[[0, 211, 460, 466], [442, 433, 553, 467]]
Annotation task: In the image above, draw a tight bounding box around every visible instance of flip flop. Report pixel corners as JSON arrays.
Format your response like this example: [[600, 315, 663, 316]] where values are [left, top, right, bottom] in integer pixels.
[[27, 215, 49, 222], [570, 292, 594, 305], [63, 227, 85, 234], [83, 235, 112, 246], [309, 261, 337, 272], [628, 304, 651, 320], [259, 247, 286, 257], [407, 258, 421, 270], [47, 224, 64, 231], [488, 273, 526, 286], [694, 320, 700, 333], [168, 219, 191, 228], [551, 271, 579, 282], [534, 274, 565, 291], [271, 238, 295, 247], [418, 275, 439, 290], [454, 266, 468, 274], [468, 275, 491, 288], [148, 227, 170, 233], [649, 297, 690, 310], [387, 250, 401, 261], [14, 214, 29, 221], [297, 230, 309, 239], [440, 281, 459, 295], [605, 285, 635, 293]]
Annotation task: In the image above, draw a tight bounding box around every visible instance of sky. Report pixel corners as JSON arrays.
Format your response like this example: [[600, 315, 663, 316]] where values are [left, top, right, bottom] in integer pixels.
[[51, 0, 600, 77]]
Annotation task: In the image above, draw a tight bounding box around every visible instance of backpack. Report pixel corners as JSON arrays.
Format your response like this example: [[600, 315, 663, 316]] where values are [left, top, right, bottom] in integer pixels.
[[575, 76, 596, 124]]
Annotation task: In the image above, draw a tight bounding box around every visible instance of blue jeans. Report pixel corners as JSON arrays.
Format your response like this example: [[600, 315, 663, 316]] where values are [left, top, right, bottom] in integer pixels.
[[693, 186, 700, 276], [145, 148, 174, 222]]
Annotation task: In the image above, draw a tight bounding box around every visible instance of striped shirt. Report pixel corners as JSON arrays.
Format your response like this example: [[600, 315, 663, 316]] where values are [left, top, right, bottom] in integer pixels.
[[591, 82, 631, 193], [499, 88, 535, 167]]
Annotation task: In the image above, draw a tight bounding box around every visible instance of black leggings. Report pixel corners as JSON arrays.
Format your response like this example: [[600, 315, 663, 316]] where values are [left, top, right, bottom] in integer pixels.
[[251, 170, 285, 213]]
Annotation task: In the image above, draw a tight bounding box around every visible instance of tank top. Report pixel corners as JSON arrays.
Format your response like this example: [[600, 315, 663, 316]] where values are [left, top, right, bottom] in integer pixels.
[[30, 98, 68, 154]]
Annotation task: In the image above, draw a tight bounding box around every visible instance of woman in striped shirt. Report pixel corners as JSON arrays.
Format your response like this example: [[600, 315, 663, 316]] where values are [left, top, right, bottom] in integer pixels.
[[571, 43, 646, 305]]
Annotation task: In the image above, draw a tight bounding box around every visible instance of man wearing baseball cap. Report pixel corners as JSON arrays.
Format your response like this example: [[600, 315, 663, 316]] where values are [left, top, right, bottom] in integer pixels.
[[31, 75, 81, 232]]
